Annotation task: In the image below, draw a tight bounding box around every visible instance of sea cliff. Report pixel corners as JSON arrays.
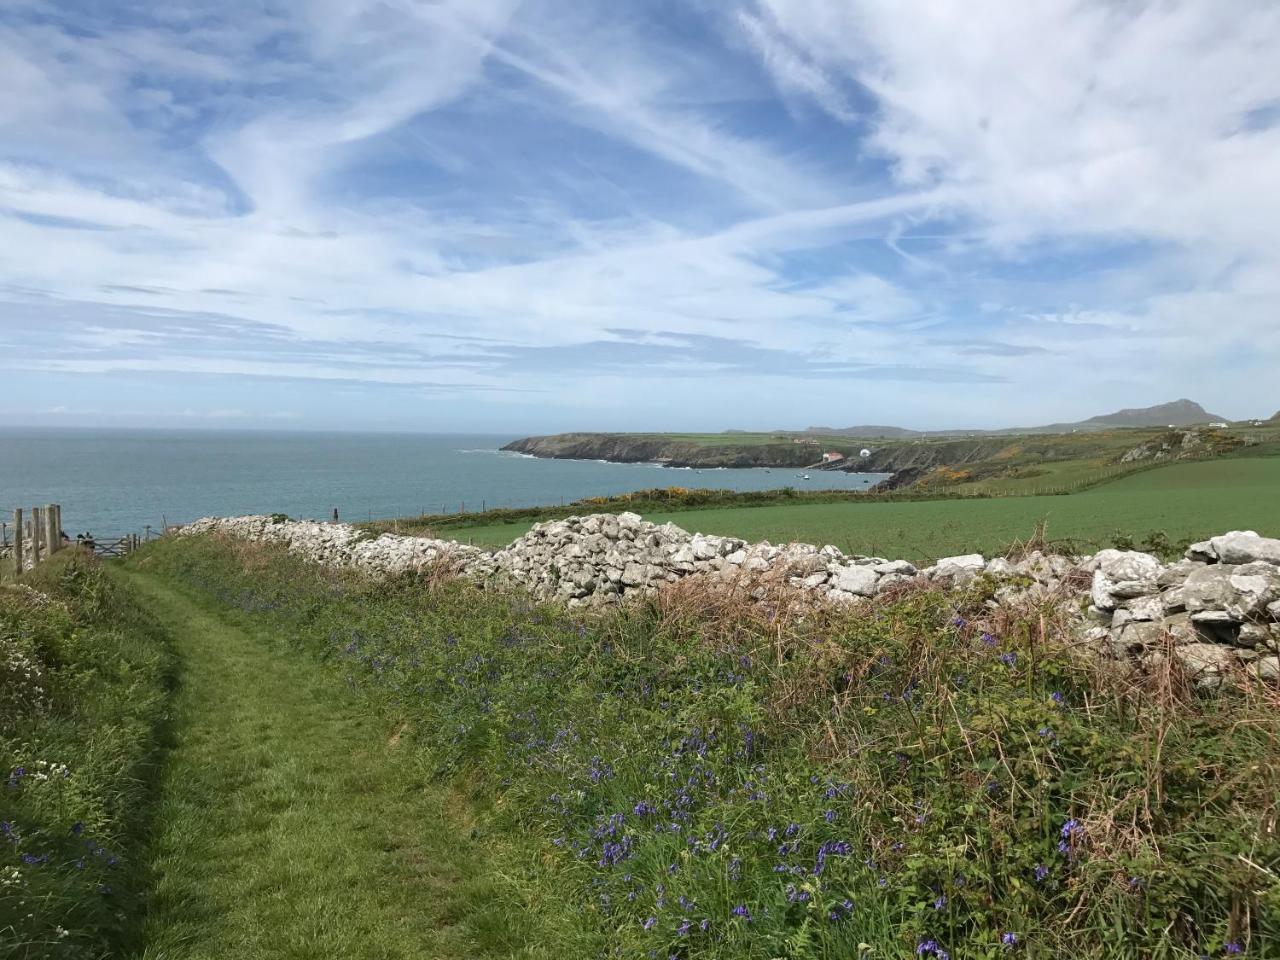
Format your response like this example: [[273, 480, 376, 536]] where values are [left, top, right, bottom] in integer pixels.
[[502, 432, 1010, 474]]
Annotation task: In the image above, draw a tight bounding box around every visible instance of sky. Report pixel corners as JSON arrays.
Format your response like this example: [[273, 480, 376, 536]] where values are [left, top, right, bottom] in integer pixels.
[[1, 0, 1278, 434]]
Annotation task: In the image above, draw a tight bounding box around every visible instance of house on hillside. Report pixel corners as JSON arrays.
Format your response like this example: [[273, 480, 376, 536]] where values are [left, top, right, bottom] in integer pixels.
[[822, 451, 845, 463]]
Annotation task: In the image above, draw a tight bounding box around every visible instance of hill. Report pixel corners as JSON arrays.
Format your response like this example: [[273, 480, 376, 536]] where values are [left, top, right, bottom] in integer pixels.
[[1030, 398, 1227, 433], [802, 424, 921, 438], [806, 398, 1228, 438]]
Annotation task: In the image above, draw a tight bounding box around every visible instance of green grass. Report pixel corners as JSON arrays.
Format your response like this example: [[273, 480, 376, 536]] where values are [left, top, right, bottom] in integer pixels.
[[448, 458, 1280, 559], [1, 550, 173, 959], [116, 565, 582, 960], [130, 533, 1280, 959]]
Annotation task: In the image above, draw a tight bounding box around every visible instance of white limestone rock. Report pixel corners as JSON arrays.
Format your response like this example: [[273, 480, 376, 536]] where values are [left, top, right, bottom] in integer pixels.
[[985, 557, 1018, 577], [1090, 549, 1163, 611], [1207, 531, 1280, 566], [926, 554, 985, 584], [831, 564, 880, 597], [873, 559, 917, 577], [1173, 643, 1238, 692]]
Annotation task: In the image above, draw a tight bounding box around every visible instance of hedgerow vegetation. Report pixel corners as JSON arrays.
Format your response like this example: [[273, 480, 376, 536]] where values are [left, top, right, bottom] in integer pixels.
[[138, 534, 1280, 959], [1, 552, 173, 959]]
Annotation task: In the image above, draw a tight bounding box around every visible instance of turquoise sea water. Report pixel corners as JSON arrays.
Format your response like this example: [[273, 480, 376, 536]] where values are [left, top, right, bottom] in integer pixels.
[[0, 429, 889, 536]]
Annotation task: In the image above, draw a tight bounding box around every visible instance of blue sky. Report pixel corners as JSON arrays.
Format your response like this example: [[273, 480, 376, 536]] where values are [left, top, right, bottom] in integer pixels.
[[1, 0, 1278, 433]]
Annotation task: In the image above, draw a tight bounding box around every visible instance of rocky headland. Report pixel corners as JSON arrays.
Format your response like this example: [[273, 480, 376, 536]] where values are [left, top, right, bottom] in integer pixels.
[[502, 432, 1014, 474]]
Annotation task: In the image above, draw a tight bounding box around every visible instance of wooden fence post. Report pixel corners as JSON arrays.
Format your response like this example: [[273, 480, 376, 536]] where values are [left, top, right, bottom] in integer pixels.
[[13, 509, 23, 574], [45, 504, 59, 555], [31, 506, 43, 566], [53, 505, 63, 551]]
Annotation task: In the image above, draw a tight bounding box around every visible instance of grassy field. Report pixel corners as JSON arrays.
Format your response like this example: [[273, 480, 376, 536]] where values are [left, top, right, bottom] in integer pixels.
[[123, 533, 1280, 958], [446, 457, 1280, 559]]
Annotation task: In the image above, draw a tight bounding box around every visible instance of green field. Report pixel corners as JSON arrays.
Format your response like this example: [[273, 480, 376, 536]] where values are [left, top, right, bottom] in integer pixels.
[[448, 457, 1280, 559]]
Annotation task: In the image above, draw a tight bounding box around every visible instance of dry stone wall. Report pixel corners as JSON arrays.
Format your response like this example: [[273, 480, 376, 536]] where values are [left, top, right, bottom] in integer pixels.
[[176, 515, 1280, 688]]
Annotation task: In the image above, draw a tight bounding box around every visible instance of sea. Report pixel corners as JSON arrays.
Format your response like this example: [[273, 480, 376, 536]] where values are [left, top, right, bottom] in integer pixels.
[[0, 429, 891, 536]]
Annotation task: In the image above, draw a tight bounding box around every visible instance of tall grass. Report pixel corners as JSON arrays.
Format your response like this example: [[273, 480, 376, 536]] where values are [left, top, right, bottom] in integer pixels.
[[140, 535, 1280, 959], [1, 552, 173, 959]]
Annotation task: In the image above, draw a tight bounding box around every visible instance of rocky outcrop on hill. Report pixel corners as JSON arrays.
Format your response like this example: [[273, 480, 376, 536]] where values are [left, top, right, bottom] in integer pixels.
[[176, 516, 1280, 689]]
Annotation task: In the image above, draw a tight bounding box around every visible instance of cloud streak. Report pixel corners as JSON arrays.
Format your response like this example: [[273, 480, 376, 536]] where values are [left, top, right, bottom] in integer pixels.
[[0, 1, 1277, 431]]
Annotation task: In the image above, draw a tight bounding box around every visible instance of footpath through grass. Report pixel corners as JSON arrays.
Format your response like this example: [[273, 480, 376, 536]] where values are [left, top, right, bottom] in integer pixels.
[[118, 568, 573, 960], [450, 458, 1280, 558], [131, 534, 1280, 959]]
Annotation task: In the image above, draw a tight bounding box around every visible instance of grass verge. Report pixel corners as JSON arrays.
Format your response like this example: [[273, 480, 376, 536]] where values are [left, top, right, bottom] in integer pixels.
[[135, 533, 1280, 959], [1, 550, 173, 959]]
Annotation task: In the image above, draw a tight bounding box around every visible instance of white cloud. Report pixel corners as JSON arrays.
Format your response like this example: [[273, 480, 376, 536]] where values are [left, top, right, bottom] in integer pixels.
[[0, 1, 1277, 429], [735, 10, 855, 122]]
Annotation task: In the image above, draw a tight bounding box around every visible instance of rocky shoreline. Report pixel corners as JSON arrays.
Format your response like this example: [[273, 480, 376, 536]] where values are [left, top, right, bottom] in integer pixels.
[[501, 432, 1011, 474], [177, 514, 1279, 689]]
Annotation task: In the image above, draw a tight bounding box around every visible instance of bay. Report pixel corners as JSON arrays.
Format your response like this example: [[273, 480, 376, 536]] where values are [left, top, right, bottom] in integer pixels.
[[0, 428, 890, 536]]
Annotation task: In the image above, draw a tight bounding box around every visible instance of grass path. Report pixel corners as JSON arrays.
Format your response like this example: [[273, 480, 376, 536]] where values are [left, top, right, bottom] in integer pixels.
[[120, 569, 548, 960]]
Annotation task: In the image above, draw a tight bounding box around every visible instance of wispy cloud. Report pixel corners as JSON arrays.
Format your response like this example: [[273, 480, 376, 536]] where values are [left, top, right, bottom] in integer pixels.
[[0, 1, 1276, 431]]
